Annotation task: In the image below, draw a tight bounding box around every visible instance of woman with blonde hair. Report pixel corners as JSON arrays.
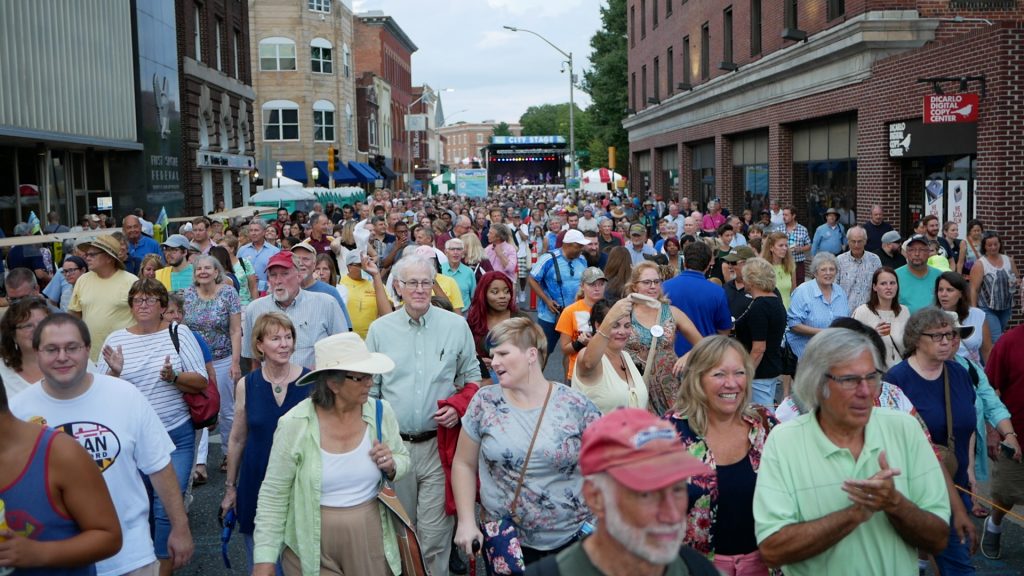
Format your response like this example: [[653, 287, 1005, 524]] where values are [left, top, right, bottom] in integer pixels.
[[667, 336, 778, 574], [623, 261, 702, 415], [139, 253, 162, 280], [459, 232, 493, 284], [761, 231, 797, 308]]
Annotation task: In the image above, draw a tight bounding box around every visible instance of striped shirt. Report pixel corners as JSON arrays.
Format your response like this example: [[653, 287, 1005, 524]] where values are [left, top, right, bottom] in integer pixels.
[[242, 290, 349, 369], [96, 323, 206, 430]]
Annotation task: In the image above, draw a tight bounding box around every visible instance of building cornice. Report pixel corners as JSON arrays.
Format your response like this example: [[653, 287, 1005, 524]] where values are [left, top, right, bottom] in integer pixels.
[[184, 58, 257, 100], [623, 11, 938, 142]]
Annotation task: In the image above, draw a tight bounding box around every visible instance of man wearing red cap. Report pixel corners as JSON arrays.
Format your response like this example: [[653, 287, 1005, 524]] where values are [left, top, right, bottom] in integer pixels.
[[527, 408, 717, 575]]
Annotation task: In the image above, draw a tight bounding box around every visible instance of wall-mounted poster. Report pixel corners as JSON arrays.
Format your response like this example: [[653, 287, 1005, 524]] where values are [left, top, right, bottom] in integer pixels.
[[925, 178, 944, 226], [946, 180, 969, 232]]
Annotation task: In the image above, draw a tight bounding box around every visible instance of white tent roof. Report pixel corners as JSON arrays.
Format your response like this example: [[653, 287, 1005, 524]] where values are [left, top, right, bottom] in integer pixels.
[[250, 186, 317, 203]]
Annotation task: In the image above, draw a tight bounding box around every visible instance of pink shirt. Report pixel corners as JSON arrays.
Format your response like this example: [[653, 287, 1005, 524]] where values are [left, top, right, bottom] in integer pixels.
[[485, 241, 518, 280], [702, 212, 726, 232]]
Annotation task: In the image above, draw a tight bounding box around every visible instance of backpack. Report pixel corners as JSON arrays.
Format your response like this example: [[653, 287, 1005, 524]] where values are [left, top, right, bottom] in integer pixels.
[[169, 323, 221, 429]]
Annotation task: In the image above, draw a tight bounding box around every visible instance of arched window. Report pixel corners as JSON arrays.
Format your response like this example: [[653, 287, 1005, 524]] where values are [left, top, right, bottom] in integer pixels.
[[313, 100, 335, 142], [345, 103, 353, 146], [263, 99, 299, 140], [311, 38, 333, 74], [259, 37, 296, 71]]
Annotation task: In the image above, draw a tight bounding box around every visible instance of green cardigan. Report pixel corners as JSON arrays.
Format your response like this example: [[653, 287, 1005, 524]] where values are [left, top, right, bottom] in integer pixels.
[[253, 397, 411, 575]]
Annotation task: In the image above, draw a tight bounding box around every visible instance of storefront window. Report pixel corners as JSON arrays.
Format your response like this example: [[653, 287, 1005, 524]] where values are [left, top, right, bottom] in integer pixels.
[[689, 141, 715, 209], [659, 145, 678, 199], [732, 131, 768, 214], [792, 116, 858, 229], [636, 151, 652, 194]]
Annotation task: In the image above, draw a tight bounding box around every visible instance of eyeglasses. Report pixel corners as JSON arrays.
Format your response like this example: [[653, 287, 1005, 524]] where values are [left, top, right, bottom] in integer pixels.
[[637, 279, 662, 287], [826, 371, 883, 390], [346, 373, 373, 383], [399, 279, 433, 291], [39, 343, 87, 357], [921, 331, 956, 342], [132, 297, 162, 307]]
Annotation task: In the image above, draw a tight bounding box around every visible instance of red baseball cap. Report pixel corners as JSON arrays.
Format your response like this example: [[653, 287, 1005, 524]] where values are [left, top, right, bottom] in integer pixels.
[[580, 408, 711, 491], [266, 252, 296, 270]]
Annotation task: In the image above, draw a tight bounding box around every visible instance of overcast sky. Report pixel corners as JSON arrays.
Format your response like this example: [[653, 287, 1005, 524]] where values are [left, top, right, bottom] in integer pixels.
[[350, 0, 605, 126]]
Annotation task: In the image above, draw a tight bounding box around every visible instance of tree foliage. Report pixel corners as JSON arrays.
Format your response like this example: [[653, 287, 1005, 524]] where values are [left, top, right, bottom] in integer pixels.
[[581, 0, 628, 172], [492, 122, 513, 137]]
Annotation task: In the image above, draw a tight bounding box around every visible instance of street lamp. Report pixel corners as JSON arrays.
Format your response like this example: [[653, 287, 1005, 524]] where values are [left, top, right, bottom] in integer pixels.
[[503, 25, 576, 180], [275, 162, 283, 188], [406, 87, 454, 190], [311, 165, 320, 186]]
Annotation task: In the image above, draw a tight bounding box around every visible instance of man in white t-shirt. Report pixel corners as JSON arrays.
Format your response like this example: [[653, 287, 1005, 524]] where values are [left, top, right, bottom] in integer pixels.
[[10, 314, 194, 576]]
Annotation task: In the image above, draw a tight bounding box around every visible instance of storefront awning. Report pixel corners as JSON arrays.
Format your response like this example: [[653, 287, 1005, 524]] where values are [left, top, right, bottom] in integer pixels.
[[280, 161, 308, 184], [348, 161, 382, 183], [313, 161, 359, 186]]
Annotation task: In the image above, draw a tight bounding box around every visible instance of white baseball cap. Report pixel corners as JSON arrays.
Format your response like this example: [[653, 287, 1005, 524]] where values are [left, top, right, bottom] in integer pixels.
[[562, 229, 591, 245]]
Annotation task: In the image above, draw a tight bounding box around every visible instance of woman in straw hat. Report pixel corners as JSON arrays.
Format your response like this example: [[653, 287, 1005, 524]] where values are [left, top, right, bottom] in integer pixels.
[[252, 333, 410, 576]]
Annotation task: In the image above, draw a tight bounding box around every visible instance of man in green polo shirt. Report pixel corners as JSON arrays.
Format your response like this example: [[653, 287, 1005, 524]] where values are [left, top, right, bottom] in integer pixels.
[[895, 234, 943, 313], [754, 328, 950, 575]]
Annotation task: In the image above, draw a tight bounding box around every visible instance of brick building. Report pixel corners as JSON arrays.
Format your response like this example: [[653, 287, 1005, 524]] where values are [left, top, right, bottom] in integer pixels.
[[437, 121, 524, 168], [353, 10, 417, 189], [249, 0, 362, 189], [624, 1, 1024, 255], [178, 0, 256, 214]]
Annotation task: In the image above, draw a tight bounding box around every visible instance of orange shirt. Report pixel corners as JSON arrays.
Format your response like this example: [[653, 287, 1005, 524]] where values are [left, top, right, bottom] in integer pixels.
[[555, 299, 594, 380]]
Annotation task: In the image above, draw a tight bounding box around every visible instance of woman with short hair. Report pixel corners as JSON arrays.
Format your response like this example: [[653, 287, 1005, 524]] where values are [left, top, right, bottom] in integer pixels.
[[667, 336, 777, 574], [734, 257, 787, 406], [221, 312, 309, 573], [252, 333, 408, 576], [786, 252, 850, 359], [453, 317, 600, 565], [0, 297, 52, 396], [139, 253, 162, 281]]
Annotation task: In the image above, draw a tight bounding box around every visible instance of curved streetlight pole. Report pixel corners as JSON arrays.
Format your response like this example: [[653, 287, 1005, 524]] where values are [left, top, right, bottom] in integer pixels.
[[503, 25, 575, 181]]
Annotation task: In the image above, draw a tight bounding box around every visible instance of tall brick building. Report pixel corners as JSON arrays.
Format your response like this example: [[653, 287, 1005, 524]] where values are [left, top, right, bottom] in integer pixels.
[[624, 1, 1024, 255], [178, 0, 256, 214], [353, 10, 417, 189]]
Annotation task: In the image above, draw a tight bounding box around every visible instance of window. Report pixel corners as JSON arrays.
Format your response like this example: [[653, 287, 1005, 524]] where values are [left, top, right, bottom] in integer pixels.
[[750, 0, 762, 56], [263, 100, 299, 140], [641, 0, 647, 38], [700, 23, 710, 80], [652, 0, 658, 28], [342, 44, 351, 78], [313, 100, 335, 142], [194, 5, 202, 62], [345, 103, 353, 146], [666, 0, 672, 17], [785, 0, 798, 30], [311, 38, 333, 74], [666, 47, 674, 95], [259, 38, 296, 71], [641, 65, 648, 105], [723, 7, 733, 64], [476, 134, 484, 144], [653, 56, 660, 101], [630, 5, 635, 47], [308, 0, 331, 13], [827, 0, 844, 20], [369, 113, 378, 147], [215, 18, 223, 71], [682, 36, 691, 85], [233, 31, 240, 78], [631, 72, 637, 109]]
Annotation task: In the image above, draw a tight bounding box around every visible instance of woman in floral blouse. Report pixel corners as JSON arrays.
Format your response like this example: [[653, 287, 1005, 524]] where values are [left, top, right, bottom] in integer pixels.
[[667, 336, 778, 575]]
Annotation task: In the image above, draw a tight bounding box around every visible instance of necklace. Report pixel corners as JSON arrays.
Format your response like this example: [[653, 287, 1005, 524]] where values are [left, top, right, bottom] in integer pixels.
[[264, 366, 290, 394]]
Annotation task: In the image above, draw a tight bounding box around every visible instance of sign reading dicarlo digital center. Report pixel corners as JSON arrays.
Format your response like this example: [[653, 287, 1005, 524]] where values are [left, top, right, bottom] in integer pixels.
[[923, 94, 979, 124]]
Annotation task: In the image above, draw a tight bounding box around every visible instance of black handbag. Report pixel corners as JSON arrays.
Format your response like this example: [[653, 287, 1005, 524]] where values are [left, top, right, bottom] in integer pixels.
[[781, 334, 798, 377]]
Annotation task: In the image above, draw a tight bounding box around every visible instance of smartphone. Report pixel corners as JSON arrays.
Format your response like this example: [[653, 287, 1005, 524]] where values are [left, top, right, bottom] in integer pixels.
[[1000, 441, 1016, 459]]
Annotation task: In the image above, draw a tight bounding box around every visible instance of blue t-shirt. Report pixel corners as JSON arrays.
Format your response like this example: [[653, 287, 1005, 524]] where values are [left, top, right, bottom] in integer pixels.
[[530, 250, 586, 324], [663, 270, 733, 356], [885, 359, 976, 488], [128, 235, 163, 263], [895, 265, 943, 314]]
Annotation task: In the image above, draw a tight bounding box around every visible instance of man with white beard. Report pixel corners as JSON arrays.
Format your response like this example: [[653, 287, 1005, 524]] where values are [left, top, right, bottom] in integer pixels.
[[241, 251, 346, 370], [526, 409, 717, 575]]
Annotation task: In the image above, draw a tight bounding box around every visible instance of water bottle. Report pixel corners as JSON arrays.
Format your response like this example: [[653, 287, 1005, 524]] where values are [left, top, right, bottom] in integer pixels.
[[0, 498, 13, 576]]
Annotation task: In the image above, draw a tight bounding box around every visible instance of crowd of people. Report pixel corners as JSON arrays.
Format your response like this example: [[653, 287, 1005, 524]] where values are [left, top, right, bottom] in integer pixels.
[[1, 185, 1023, 576]]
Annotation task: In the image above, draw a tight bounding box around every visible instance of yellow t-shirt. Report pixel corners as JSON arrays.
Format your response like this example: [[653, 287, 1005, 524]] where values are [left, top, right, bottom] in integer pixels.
[[339, 275, 379, 339], [68, 270, 139, 361], [434, 274, 465, 312]]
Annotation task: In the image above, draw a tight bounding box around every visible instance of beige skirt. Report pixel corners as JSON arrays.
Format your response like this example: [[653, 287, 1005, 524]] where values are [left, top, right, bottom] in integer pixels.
[[991, 457, 1024, 507], [282, 499, 391, 576]]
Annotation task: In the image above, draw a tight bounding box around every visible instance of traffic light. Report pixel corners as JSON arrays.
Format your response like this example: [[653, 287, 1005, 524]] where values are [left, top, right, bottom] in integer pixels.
[[327, 146, 338, 173]]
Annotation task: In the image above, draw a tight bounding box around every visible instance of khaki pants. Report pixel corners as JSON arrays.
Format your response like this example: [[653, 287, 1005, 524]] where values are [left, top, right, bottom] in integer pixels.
[[282, 500, 389, 576], [395, 437, 453, 576]]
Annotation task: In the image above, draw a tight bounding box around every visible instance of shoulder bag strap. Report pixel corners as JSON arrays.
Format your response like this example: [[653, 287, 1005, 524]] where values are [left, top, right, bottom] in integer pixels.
[[510, 382, 554, 520], [168, 322, 180, 354], [943, 366, 954, 452]]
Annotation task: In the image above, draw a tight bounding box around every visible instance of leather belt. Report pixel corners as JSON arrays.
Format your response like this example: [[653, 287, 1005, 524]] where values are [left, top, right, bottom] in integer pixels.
[[400, 430, 438, 443]]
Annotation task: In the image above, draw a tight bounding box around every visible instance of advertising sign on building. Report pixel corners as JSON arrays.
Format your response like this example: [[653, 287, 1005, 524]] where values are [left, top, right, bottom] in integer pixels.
[[947, 180, 969, 230], [456, 169, 488, 198], [923, 94, 979, 124], [888, 120, 977, 158]]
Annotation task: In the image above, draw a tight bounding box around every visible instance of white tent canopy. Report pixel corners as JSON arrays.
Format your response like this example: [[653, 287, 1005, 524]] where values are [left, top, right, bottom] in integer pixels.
[[250, 186, 317, 203], [580, 168, 624, 193]]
